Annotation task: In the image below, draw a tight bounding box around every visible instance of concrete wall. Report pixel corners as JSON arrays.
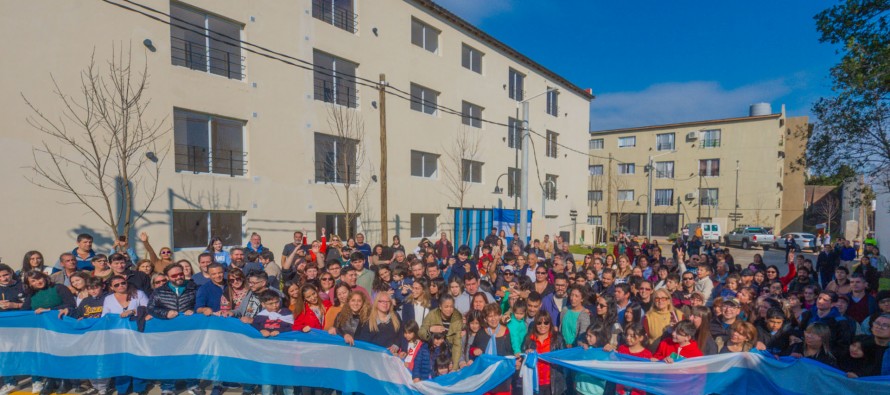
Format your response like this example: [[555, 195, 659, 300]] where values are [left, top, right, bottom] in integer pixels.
[[0, 0, 591, 263]]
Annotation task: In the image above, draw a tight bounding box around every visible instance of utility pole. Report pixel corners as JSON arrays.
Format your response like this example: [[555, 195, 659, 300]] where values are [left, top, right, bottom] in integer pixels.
[[378, 74, 388, 242], [733, 160, 740, 229], [519, 101, 530, 244], [606, 153, 613, 240], [646, 156, 654, 240]]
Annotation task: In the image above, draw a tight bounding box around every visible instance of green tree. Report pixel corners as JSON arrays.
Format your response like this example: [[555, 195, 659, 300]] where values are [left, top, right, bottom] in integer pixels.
[[807, 1, 889, 191]]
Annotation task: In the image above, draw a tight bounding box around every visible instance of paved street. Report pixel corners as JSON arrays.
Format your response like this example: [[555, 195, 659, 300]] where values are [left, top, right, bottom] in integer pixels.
[[724, 245, 817, 276]]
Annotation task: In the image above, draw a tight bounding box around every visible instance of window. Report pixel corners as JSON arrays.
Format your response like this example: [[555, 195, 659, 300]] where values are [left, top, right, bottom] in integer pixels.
[[313, 50, 358, 108], [170, 3, 243, 80], [411, 214, 438, 238], [587, 216, 603, 225], [655, 161, 674, 178], [174, 109, 246, 176], [508, 68, 525, 101], [410, 83, 439, 115], [588, 190, 603, 202], [461, 44, 483, 73], [461, 101, 483, 128], [507, 167, 521, 197], [618, 136, 636, 148], [507, 117, 522, 149], [312, 0, 357, 33], [314, 132, 358, 183], [545, 174, 558, 200], [546, 89, 558, 116], [618, 163, 635, 175], [701, 188, 719, 206], [655, 189, 673, 206], [411, 18, 439, 53], [461, 159, 483, 183], [589, 139, 604, 150], [546, 131, 558, 158], [410, 150, 438, 178], [618, 190, 634, 201], [589, 165, 604, 175], [316, 212, 358, 240], [656, 133, 675, 151], [701, 129, 721, 148], [699, 159, 720, 177], [172, 210, 242, 249]]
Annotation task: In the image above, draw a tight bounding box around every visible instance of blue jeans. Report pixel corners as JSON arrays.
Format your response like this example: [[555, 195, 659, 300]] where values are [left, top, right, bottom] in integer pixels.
[[160, 380, 199, 392], [115, 377, 147, 394], [261, 385, 293, 395]]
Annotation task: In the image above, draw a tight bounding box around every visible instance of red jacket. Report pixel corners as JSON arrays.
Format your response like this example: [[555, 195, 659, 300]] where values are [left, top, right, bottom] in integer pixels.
[[292, 300, 332, 331], [653, 338, 702, 361]]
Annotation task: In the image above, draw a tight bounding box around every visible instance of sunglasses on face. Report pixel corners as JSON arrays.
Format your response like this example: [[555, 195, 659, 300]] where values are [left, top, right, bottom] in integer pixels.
[[168, 273, 184, 279], [111, 282, 127, 288]]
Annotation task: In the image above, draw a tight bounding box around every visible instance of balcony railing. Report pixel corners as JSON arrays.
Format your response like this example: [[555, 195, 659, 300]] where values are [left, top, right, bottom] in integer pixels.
[[656, 142, 674, 151], [701, 139, 721, 148], [175, 144, 247, 176], [314, 76, 359, 108], [655, 198, 673, 206], [312, 0, 358, 33], [171, 36, 245, 80]]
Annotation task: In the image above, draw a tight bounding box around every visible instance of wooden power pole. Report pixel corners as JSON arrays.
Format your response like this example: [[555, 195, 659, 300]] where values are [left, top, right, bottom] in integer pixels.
[[606, 153, 613, 240], [379, 74, 389, 242]]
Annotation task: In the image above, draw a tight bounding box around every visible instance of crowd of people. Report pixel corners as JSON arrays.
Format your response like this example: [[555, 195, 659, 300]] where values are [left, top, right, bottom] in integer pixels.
[[1, 228, 890, 395]]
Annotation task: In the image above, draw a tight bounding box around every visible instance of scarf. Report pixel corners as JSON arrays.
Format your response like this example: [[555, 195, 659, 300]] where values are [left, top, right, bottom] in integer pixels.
[[485, 323, 501, 355]]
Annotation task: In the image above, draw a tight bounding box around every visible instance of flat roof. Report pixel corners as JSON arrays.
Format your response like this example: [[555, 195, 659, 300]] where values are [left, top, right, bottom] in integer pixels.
[[414, 0, 594, 101], [590, 113, 782, 135]]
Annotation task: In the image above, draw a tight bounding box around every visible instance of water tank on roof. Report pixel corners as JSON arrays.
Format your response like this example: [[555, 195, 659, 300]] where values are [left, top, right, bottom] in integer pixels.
[[749, 103, 772, 116]]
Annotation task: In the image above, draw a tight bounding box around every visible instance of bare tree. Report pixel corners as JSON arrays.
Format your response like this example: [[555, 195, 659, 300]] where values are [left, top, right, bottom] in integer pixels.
[[612, 177, 630, 235], [321, 103, 372, 239], [751, 197, 768, 227], [23, 44, 168, 241], [814, 194, 841, 235], [442, 127, 482, 245]]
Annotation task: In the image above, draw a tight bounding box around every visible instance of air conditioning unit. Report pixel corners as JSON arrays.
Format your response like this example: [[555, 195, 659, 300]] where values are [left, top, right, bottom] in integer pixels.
[[685, 192, 696, 200], [685, 131, 698, 141]]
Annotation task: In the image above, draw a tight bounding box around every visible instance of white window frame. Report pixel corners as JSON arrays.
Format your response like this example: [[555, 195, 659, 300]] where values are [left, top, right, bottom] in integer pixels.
[[411, 18, 439, 53], [461, 43, 483, 73], [462, 101, 483, 128], [410, 150, 438, 179], [655, 161, 674, 179], [508, 68, 525, 101], [410, 213, 438, 238], [618, 136, 636, 148], [588, 190, 603, 202], [654, 189, 673, 206], [618, 163, 635, 175], [701, 188, 719, 206], [587, 216, 603, 225], [618, 190, 634, 201], [461, 159, 483, 183], [701, 129, 721, 148], [545, 174, 558, 200], [507, 117, 522, 149], [546, 88, 558, 117], [410, 83, 439, 115], [656, 133, 675, 151], [700, 159, 720, 177], [589, 165, 604, 175], [589, 138, 604, 150], [546, 130, 558, 158]]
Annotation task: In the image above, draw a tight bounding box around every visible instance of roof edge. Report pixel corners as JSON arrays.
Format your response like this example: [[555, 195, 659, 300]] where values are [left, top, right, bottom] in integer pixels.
[[412, 0, 594, 101], [590, 113, 783, 134]]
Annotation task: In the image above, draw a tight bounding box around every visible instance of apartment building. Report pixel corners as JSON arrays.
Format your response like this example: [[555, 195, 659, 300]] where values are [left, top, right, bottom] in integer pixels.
[[587, 105, 808, 238], [0, 0, 592, 260]]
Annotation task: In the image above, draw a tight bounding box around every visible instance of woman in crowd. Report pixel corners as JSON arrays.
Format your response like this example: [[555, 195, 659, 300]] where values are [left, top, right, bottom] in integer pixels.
[[591, 294, 620, 346], [402, 278, 431, 327], [370, 245, 390, 267], [90, 255, 113, 282], [390, 235, 405, 255], [292, 284, 330, 332], [98, 275, 149, 395], [331, 290, 369, 345], [150, 273, 167, 290], [139, 232, 174, 273], [133, 259, 152, 276], [470, 303, 513, 394], [323, 283, 352, 331], [20, 250, 52, 277], [317, 271, 337, 303], [372, 266, 394, 300], [69, 272, 90, 305], [718, 321, 758, 354], [205, 237, 231, 267], [420, 295, 463, 369], [524, 313, 567, 395], [791, 322, 837, 367], [560, 284, 591, 347], [643, 288, 683, 347], [752, 270, 768, 293], [22, 271, 76, 394], [221, 268, 248, 315], [861, 291, 890, 335], [615, 255, 633, 282], [688, 305, 718, 355], [471, 292, 490, 314], [178, 260, 194, 282], [355, 293, 404, 354], [428, 278, 444, 310]]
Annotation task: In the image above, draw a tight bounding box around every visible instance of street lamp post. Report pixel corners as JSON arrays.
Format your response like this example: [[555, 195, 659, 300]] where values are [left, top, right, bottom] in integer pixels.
[[519, 88, 558, 247]]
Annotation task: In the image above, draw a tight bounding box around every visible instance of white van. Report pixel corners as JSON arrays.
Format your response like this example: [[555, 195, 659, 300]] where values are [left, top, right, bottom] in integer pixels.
[[686, 223, 721, 242]]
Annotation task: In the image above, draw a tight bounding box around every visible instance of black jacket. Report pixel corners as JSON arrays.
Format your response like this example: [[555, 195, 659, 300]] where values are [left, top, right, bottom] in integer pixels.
[[125, 270, 152, 296], [0, 281, 25, 310], [148, 281, 198, 318], [522, 333, 567, 394]]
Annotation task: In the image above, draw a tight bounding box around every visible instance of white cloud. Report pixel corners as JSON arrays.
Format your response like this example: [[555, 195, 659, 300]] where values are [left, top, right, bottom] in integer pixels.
[[433, 0, 513, 24], [590, 80, 792, 131]]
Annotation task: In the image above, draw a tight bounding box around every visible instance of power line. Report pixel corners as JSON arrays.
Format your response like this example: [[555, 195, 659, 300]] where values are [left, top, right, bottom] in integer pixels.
[[104, 0, 632, 165]]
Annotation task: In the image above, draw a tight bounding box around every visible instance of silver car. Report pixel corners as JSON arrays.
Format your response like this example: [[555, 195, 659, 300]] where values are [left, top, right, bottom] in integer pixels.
[[774, 233, 817, 252]]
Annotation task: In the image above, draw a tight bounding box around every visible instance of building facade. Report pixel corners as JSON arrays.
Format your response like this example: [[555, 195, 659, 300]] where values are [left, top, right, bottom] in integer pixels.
[[587, 106, 807, 238], [0, 0, 591, 261]]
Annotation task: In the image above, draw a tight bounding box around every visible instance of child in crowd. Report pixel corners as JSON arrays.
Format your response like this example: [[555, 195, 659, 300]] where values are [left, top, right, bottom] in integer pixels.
[[427, 332, 452, 375], [251, 290, 294, 395], [615, 323, 652, 395], [720, 274, 740, 299], [391, 268, 409, 305], [653, 321, 703, 363], [402, 321, 430, 382], [505, 299, 528, 355], [433, 354, 452, 378], [575, 323, 611, 395], [73, 277, 105, 319]]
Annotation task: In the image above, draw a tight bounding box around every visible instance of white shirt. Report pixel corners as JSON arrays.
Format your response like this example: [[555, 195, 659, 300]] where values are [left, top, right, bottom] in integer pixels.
[[101, 290, 149, 316]]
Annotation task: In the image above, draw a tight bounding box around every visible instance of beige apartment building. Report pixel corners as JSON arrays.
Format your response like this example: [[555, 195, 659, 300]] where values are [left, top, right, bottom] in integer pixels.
[[0, 0, 592, 262], [587, 105, 808, 239]]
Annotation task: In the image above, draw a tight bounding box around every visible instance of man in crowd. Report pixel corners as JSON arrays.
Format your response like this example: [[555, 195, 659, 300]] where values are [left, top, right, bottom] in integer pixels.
[[281, 230, 308, 267], [340, 267, 370, 300], [434, 232, 454, 260], [236, 271, 279, 321], [245, 232, 266, 254], [192, 253, 214, 286], [847, 273, 877, 323], [50, 253, 78, 287], [454, 272, 493, 315], [354, 233, 372, 266], [615, 283, 634, 325], [196, 263, 228, 317], [109, 253, 151, 295], [148, 263, 202, 395], [542, 274, 569, 327], [349, 252, 374, 292]]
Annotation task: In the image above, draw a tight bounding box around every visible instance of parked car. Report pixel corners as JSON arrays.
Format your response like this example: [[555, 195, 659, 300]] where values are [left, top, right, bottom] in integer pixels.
[[774, 233, 817, 252], [724, 227, 775, 250], [686, 223, 722, 242]]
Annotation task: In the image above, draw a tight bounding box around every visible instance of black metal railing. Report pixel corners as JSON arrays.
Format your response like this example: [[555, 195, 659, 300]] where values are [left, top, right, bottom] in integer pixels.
[[314, 76, 359, 108], [175, 144, 247, 176], [171, 36, 245, 80], [312, 0, 358, 33]]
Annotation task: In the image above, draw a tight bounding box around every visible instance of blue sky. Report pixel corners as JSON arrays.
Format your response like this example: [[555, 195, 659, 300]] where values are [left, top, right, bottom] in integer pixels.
[[434, 0, 841, 130]]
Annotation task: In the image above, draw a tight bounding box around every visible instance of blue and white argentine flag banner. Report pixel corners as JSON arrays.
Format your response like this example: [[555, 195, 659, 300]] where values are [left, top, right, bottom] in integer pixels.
[[0, 312, 515, 395]]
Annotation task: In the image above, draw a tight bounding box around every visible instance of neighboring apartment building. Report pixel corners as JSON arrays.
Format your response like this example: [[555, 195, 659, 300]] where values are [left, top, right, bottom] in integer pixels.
[[0, 0, 592, 260], [587, 104, 807, 238]]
